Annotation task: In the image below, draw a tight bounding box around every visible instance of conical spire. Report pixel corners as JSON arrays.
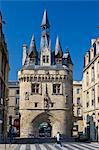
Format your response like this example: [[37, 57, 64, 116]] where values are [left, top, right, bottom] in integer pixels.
[[55, 36, 62, 56], [28, 34, 37, 56], [41, 9, 50, 29]]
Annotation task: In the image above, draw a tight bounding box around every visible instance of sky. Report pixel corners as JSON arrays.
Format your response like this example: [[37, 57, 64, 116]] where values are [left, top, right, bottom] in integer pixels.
[[0, 0, 99, 81]]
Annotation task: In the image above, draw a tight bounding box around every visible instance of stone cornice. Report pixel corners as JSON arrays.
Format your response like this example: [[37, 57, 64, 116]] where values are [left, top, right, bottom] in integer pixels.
[[83, 53, 99, 72]]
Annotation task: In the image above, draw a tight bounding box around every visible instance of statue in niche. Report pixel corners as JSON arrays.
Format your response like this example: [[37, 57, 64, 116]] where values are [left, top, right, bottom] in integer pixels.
[[44, 97, 49, 108]]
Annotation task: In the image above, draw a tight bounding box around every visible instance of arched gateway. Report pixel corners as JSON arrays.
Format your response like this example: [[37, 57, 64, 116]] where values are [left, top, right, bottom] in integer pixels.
[[32, 112, 52, 137], [18, 10, 73, 138]]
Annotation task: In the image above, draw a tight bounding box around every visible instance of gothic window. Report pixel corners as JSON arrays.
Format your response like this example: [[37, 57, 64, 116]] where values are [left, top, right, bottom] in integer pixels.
[[53, 84, 61, 94], [43, 55, 49, 63], [32, 83, 39, 94]]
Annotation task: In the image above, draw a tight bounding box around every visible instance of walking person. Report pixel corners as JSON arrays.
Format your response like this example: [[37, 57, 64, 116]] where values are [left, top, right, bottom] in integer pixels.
[[56, 132, 62, 147], [9, 125, 14, 144]]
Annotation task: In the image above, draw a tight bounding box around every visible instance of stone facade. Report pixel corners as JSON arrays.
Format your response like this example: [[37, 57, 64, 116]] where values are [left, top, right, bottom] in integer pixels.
[[82, 38, 99, 141], [0, 11, 9, 141], [7, 81, 20, 136], [18, 10, 73, 138], [73, 81, 83, 136]]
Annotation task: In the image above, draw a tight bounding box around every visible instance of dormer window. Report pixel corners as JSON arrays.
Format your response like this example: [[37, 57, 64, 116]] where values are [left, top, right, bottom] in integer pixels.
[[43, 55, 49, 63]]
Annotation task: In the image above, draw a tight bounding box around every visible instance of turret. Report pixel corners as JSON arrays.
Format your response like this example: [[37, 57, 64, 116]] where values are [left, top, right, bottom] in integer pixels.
[[63, 49, 73, 78], [63, 48, 73, 65], [55, 36, 63, 64], [28, 34, 38, 64], [40, 10, 51, 66]]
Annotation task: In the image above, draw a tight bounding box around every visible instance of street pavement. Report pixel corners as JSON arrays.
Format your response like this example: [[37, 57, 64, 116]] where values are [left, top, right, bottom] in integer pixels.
[[0, 142, 99, 150]]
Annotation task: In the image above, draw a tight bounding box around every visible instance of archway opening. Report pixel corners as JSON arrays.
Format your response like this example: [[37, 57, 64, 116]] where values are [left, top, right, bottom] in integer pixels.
[[31, 112, 53, 137], [38, 122, 52, 137]]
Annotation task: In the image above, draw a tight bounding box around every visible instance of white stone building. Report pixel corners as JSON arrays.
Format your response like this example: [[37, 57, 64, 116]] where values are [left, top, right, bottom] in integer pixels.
[[83, 38, 99, 141], [18, 10, 73, 138], [73, 81, 83, 136], [7, 81, 20, 136]]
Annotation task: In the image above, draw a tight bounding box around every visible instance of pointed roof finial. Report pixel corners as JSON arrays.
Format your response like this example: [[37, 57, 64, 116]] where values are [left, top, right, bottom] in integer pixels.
[[55, 36, 62, 56], [28, 34, 37, 56], [41, 9, 50, 29]]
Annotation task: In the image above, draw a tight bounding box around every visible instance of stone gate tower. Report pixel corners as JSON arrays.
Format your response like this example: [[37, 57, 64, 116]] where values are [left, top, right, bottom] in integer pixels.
[[18, 10, 73, 138]]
